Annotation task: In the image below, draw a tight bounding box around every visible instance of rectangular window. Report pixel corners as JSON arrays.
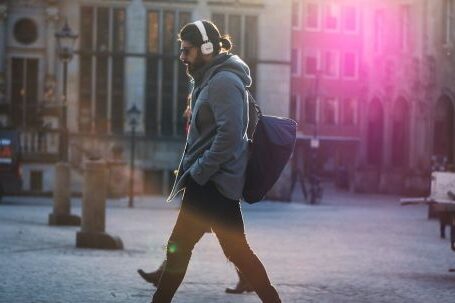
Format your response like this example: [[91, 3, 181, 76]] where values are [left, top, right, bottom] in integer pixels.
[[291, 49, 301, 76], [443, 0, 455, 44], [97, 8, 109, 52], [80, 7, 93, 50], [343, 52, 357, 78], [323, 98, 337, 125], [304, 96, 316, 124], [325, 3, 340, 31], [146, 10, 192, 137], [291, 0, 301, 29], [228, 15, 242, 55], [10, 58, 39, 129], [306, 3, 320, 30], [304, 49, 319, 76], [79, 7, 126, 134], [147, 11, 159, 53], [212, 13, 259, 94], [374, 9, 385, 53], [113, 9, 126, 52], [212, 14, 226, 33], [342, 98, 357, 125], [399, 5, 410, 51], [290, 94, 300, 122], [342, 6, 357, 32], [323, 50, 338, 78]]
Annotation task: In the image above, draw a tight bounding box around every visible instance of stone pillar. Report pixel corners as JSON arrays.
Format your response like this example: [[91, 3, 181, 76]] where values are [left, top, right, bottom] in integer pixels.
[[44, 6, 59, 103], [125, 0, 146, 132], [49, 163, 81, 225], [76, 160, 123, 249], [0, 5, 7, 104]]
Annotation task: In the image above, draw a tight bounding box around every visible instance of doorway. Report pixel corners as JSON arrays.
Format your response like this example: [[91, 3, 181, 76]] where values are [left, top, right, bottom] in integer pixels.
[[433, 96, 454, 167]]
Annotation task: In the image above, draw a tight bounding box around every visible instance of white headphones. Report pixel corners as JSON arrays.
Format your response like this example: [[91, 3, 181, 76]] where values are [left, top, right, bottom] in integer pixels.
[[194, 20, 214, 55]]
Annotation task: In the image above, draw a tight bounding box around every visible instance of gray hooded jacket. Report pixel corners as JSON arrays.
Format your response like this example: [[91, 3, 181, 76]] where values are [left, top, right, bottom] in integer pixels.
[[167, 54, 252, 202]]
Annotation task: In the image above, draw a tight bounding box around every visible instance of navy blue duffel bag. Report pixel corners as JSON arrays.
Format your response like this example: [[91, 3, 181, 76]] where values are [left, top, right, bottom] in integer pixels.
[[242, 93, 297, 204]]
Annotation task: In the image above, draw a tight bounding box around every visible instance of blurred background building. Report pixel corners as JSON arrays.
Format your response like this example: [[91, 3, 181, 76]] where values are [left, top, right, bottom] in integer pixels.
[[291, 0, 455, 196], [0, 0, 454, 198], [0, 0, 291, 197]]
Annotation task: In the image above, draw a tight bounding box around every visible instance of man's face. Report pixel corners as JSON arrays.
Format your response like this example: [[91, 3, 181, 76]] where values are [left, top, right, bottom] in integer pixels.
[[179, 40, 205, 77]]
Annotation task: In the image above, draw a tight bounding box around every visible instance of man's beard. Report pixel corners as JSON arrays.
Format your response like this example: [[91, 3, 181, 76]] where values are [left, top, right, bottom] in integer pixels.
[[186, 55, 206, 78]]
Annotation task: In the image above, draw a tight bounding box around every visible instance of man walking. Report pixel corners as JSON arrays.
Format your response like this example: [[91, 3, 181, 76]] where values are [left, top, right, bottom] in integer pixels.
[[150, 20, 281, 303]]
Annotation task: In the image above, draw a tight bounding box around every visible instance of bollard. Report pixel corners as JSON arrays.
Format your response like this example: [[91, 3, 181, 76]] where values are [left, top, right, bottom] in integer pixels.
[[76, 160, 123, 250], [49, 162, 80, 226]]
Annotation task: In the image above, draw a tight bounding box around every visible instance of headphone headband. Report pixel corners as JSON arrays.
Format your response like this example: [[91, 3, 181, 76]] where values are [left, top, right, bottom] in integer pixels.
[[194, 20, 209, 43], [193, 20, 214, 55]]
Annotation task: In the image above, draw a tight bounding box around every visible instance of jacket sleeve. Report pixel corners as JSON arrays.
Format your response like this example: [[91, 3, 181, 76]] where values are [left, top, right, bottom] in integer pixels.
[[189, 74, 246, 185]]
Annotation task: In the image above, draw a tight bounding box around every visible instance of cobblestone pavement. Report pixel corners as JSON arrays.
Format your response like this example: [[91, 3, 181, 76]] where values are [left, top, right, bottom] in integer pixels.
[[1, 185, 455, 303]]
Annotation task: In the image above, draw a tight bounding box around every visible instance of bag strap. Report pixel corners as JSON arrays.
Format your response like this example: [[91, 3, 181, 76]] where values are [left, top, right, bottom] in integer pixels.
[[246, 90, 262, 142]]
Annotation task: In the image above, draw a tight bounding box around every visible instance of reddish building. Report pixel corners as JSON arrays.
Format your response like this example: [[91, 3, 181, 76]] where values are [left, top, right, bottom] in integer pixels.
[[290, 0, 363, 183]]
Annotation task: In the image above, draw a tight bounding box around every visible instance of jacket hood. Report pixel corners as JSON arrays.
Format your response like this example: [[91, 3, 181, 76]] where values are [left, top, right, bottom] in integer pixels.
[[194, 53, 252, 88]]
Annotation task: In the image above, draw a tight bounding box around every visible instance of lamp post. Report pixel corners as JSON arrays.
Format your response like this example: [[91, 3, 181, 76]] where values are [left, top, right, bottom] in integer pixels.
[[127, 104, 141, 208], [49, 19, 80, 226], [55, 19, 78, 161]]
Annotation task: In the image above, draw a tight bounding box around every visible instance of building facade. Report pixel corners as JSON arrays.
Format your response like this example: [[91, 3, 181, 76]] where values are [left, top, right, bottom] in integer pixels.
[[290, 0, 362, 187], [0, 0, 292, 196], [291, 0, 455, 195]]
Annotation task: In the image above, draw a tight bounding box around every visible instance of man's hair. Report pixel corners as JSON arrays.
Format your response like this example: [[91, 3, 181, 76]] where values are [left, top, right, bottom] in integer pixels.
[[178, 20, 232, 55]]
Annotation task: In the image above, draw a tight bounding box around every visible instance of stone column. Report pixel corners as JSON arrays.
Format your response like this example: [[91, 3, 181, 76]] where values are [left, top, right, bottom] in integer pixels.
[[0, 5, 7, 104], [76, 160, 123, 249], [125, 0, 146, 132], [49, 163, 81, 225], [43, 6, 59, 103]]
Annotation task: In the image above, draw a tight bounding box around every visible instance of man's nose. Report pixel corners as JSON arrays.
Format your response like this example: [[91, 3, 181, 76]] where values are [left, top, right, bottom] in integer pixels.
[[179, 52, 185, 62]]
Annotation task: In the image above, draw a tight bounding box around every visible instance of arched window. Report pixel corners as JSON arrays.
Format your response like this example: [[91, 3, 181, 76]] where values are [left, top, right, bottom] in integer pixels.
[[433, 96, 454, 165], [367, 98, 383, 166], [391, 98, 409, 167]]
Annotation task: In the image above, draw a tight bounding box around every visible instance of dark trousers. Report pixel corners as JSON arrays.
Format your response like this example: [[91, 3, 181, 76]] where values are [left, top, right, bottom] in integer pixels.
[[151, 178, 281, 303]]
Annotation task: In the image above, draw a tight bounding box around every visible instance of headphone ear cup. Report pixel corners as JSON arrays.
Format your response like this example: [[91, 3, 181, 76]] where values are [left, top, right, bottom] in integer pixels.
[[201, 41, 214, 55]]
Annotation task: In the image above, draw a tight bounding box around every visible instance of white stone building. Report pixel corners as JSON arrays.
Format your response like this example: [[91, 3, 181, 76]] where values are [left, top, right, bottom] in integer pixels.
[[0, 0, 292, 196]]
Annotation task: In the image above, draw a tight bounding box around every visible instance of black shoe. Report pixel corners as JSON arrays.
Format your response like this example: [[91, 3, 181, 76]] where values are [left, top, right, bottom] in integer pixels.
[[225, 280, 254, 294], [137, 269, 161, 286]]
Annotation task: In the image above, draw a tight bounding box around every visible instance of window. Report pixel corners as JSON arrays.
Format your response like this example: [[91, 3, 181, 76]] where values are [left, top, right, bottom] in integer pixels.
[[374, 9, 385, 53], [79, 7, 126, 134], [325, 3, 340, 31], [290, 94, 301, 123], [212, 13, 258, 93], [304, 49, 320, 76], [367, 99, 383, 166], [146, 10, 192, 137], [13, 18, 38, 45], [391, 99, 409, 166], [443, 0, 455, 44], [304, 96, 317, 124], [292, 0, 302, 29], [323, 98, 337, 125], [399, 5, 410, 51], [305, 3, 320, 30], [342, 6, 357, 32], [291, 49, 301, 76], [322, 50, 339, 78], [342, 98, 357, 125], [10, 58, 39, 129], [343, 52, 357, 78]]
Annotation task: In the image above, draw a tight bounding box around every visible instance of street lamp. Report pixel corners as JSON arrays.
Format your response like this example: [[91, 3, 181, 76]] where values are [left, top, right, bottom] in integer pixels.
[[127, 104, 141, 208], [55, 19, 78, 161]]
